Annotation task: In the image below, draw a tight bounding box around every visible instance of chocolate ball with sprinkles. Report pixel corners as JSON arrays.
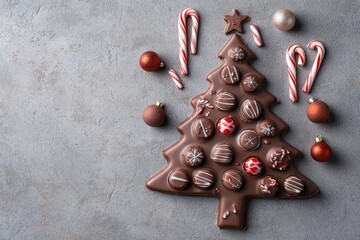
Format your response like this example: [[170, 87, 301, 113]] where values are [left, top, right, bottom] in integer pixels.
[[193, 168, 216, 189], [182, 146, 204, 168], [215, 91, 237, 111], [168, 169, 190, 190], [211, 143, 234, 165], [267, 146, 291, 171], [258, 176, 279, 196], [221, 65, 241, 85]]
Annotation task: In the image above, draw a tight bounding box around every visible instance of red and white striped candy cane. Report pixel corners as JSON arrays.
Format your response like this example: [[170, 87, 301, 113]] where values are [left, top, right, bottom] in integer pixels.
[[249, 24, 263, 47], [178, 8, 199, 76], [168, 69, 183, 90], [302, 40, 325, 93], [286, 44, 306, 102]]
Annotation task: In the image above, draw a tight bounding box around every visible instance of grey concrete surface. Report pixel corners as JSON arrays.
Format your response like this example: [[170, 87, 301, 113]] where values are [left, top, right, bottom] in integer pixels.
[[0, 0, 359, 239]]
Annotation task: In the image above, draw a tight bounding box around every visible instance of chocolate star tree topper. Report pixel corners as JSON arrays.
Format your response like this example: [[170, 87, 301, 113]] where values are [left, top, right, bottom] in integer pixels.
[[146, 10, 319, 230]]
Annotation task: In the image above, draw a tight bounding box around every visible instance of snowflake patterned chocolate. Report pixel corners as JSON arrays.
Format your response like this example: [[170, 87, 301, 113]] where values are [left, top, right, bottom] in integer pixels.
[[230, 47, 245, 61], [257, 119, 277, 137], [182, 146, 204, 167], [238, 130, 260, 151], [242, 75, 260, 92]]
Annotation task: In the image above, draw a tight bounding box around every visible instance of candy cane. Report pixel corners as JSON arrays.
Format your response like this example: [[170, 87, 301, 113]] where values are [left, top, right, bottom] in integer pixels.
[[249, 24, 263, 47], [302, 40, 325, 93], [178, 8, 199, 76], [168, 69, 183, 90], [286, 44, 306, 102]]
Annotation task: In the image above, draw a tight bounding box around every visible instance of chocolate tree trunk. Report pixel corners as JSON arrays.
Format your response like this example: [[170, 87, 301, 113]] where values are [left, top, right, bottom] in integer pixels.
[[217, 195, 247, 229]]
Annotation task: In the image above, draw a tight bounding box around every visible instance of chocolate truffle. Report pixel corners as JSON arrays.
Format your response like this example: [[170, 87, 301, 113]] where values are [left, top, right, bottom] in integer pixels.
[[142, 102, 166, 127], [239, 99, 262, 122], [267, 146, 291, 171], [238, 130, 260, 151], [258, 176, 279, 196], [244, 157, 263, 176], [217, 116, 236, 135], [256, 119, 277, 137], [242, 75, 260, 93], [211, 143, 234, 165], [182, 146, 204, 167], [168, 169, 190, 190], [192, 118, 215, 140], [215, 91, 237, 111], [229, 47, 245, 61], [222, 170, 244, 191], [284, 176, 304, 195], [193, 168, 215, 189], [221, 65, 240, 85]]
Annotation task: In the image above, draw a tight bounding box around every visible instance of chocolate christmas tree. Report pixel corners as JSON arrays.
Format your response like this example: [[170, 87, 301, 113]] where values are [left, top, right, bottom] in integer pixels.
[[146, 11, 319, 230]]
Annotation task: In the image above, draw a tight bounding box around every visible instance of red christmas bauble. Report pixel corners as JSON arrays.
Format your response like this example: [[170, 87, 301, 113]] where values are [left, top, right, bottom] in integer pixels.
[[306, 97, 330, 123], [311, 135, 332, 162], [139, 51, 164, 72]]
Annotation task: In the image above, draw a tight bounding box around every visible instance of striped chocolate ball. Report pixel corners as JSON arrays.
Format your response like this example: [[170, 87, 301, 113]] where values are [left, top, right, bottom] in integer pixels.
[[239, 99, 262, 122], [193, 168, 215, 189], [222, 170, 244, 191], [211, 143, 234, 165], [284, 176, 304, 195], [221, 65, 241, 85], [168, 169, 190, 190], [215, 91, 237, 111]]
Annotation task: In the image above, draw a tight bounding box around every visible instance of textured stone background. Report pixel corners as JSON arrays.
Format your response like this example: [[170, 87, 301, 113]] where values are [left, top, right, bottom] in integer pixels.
[[0, 0, 359, 239]]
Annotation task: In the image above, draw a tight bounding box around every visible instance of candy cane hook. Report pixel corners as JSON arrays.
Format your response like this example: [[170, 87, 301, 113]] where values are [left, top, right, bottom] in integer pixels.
[[302, 40, 325, 93], [178, 8, 199, 76], [286, 44, 306, 102]]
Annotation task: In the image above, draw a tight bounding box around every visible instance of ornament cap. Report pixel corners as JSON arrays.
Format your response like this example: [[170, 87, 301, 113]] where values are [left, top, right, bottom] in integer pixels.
[[308, 96, 317, 104], [315, 134, 323, 143], [159, 61, 165, 68], [156, 101, 164, 108]]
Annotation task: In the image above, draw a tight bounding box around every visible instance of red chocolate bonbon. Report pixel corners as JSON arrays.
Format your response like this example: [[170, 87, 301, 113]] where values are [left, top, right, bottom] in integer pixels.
[[244, 157, 263, 176], [217, 116, 236, 135], [147, 11, 319, 230]]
